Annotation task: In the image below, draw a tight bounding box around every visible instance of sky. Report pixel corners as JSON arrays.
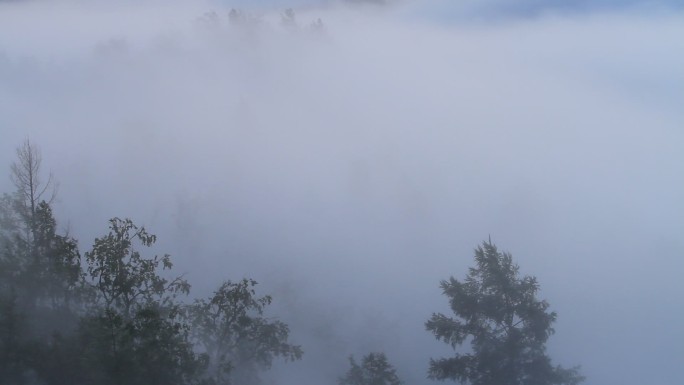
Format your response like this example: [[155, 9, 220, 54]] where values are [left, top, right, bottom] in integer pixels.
[[1, 1, 683, 384]]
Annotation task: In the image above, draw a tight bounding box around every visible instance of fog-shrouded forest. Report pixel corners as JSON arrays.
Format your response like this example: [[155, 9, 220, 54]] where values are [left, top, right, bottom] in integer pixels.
[[1, 1, 683, 385]]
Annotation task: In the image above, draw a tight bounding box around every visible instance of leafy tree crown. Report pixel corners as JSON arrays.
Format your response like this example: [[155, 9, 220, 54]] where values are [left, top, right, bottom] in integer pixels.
[[426, 240, 583, 385]]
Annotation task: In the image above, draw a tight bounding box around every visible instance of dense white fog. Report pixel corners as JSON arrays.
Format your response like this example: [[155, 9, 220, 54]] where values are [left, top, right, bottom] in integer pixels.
[[1, 1, 683, 384]]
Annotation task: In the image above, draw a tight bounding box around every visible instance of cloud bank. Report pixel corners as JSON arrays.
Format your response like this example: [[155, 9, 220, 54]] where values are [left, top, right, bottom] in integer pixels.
[[1, 1, 683, 384]]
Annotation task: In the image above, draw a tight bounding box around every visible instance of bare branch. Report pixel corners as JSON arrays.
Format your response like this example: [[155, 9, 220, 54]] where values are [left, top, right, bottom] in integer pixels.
[[9, 138, 58, 217]]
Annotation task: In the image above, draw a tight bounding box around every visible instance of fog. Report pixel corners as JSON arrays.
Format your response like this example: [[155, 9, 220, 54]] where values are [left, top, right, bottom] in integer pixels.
[[1, 0, 683, 384]]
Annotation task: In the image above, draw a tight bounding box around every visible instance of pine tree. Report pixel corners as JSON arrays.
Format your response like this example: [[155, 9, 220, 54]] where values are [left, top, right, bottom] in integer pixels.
[[426, 240, 584, 385]]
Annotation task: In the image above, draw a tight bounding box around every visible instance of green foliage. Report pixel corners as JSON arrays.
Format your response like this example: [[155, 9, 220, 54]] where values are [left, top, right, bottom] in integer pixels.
[[0, 142, 232, 385], [84, 218, 190, 316], [339, 352, 402, 385], [77, 305, 206, 385], [426, 240, 584, 385], [1, 199, 303, 385], [190, 279, 303, 385], [0, 139, 80, 314], [1, 141, 303, 385], [30, 201, 82, 309], [0, 140, 80, 384], [79, 218, 204, 385]]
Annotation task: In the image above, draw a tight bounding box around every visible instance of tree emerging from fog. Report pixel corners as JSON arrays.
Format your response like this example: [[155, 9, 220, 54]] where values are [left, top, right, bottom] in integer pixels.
[[189, 279, 303, 385], [426, 240, 584, 385], [0, 141, 302, 385], [79, 218, 201, 385], [339, 352, 402, 385]]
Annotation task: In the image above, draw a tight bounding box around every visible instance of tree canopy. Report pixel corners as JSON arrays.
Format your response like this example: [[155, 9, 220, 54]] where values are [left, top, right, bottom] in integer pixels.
[[0, 141, 302, 385], [190, 279, 303, 385], [339, 352, 402, 385], [426, 240, 584, 385], [0, 140, 585, 385]]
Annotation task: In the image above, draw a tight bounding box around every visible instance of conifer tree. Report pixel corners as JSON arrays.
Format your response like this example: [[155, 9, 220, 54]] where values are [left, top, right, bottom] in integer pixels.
[[426, 240, 584, 385]]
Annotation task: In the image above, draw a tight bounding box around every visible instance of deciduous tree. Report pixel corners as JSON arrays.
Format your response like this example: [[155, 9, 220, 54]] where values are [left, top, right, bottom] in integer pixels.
[[79, 218, 203, 385], [190, 279, 302, 385], [84, 218, 189, 317]]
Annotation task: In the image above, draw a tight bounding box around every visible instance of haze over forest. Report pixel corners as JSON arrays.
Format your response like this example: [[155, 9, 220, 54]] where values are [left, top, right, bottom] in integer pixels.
[[1, 0, 683, 384]]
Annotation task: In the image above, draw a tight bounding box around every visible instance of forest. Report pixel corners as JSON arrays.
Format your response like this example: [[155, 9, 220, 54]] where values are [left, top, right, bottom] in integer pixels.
[[1, 1, 682, 385], [0, 140, 582, 385]]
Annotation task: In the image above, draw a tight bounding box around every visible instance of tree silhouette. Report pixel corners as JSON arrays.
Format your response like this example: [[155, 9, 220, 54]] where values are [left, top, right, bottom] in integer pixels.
[[339, 352, 402, 385], [426, 240, 583, 385]]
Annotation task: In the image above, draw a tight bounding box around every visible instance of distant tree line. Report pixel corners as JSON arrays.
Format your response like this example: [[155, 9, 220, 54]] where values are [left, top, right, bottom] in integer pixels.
[[195, 8, 325, 34], [0, 140, 583, 385]]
